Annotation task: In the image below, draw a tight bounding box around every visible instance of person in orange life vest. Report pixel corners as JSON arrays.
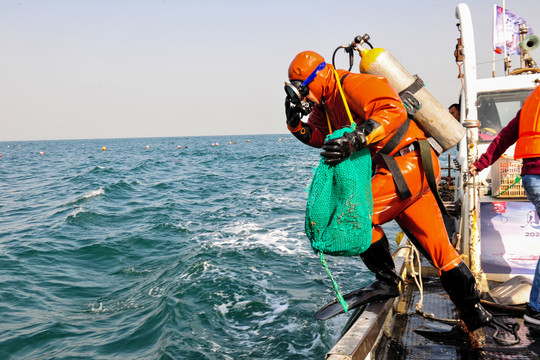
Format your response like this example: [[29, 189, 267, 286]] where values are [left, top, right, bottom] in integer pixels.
[[285, 50, 492, 331], [469, 85, 540, 325]]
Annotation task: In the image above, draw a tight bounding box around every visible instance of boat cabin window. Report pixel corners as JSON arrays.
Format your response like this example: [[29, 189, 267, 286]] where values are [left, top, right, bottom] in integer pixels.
[[477, 89, 533, 142]]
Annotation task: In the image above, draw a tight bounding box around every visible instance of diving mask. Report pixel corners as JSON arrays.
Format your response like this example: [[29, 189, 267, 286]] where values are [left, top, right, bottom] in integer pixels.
[[284, 81, 313, 116], [284, 61, 326, 117], [284, 61, 326, 103]]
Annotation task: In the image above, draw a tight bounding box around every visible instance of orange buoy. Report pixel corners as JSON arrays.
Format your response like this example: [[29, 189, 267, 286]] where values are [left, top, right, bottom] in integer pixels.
[[102, 147, 107, 151], [39, 151, 44, 155], [146, 145, 150, 149]]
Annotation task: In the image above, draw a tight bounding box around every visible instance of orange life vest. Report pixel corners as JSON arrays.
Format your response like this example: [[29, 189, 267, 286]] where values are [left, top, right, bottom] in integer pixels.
[[515, 86, 540, 159]]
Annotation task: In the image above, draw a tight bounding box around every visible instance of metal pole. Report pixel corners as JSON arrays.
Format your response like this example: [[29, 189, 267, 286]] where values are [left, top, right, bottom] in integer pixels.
[[503, 0, 508, 74], [493, 5, 496, 77], [464, 119, 481, 280]]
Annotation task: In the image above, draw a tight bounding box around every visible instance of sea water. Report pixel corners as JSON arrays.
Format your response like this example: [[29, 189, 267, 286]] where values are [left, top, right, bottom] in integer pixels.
[[0, 135, 402, 359]]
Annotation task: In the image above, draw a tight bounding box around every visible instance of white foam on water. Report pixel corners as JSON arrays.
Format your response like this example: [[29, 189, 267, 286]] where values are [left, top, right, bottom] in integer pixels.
[[287, 333, 324, 356], [90, 302, 104, 312], [232, 300, 251, 310], [248, 229, 311, 256], [281, 321, 301, 333], [253, 292, 290, 327], [65, 206, 84, 221], [64, 187, 105, 207], [83, 187, 105, 199], [210, 221, 311, 256], [216, 302, 231, 317], [148, 287, 160, 296], [178, 260, 210, 281], [249, 266, 273, 277], [122, 266, 153, 275]]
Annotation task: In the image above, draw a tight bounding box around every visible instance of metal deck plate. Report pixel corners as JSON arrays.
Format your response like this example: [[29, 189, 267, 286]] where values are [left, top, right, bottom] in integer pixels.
[[375, 277, 540, 359]]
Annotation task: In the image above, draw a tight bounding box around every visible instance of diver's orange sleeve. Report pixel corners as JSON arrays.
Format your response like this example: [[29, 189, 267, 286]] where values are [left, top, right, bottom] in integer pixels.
[[344, 75, 408, 145]]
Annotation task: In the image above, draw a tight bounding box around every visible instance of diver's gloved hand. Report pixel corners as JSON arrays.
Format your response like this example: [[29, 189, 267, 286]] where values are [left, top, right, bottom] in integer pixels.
[[285, 97, 301, 128], [321, 129, 367, 165]]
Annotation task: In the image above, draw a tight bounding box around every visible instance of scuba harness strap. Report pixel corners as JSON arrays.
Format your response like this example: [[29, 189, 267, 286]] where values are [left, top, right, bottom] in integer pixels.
[[379, 74, 449, 216], [418, 139, 451, 217], [377, 125, 449, 216], [378, 130, 450, 217], [378, 118, 412, 199], [399, 75, 424, 116]]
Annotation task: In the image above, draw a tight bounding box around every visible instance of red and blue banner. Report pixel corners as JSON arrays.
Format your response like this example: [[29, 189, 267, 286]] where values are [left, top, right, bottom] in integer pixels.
[[493, 5, 532, 55]]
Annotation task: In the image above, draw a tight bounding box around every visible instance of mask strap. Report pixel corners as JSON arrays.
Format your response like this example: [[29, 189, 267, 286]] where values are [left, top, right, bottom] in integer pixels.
[[301, 62, 327, 87]]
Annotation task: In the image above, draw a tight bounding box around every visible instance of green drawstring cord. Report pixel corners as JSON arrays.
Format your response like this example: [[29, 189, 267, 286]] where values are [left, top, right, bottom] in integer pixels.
[[491, 175, 522, 197], [319, 252, 349, 313]]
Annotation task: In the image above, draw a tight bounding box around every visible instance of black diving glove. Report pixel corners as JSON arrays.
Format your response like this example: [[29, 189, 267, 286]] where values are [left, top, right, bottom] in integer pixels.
[[285, 97, 302, 128], [321, 129, 367, 165]]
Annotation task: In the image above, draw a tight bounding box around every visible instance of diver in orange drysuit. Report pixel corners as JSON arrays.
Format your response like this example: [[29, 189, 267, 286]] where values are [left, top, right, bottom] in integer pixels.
[[285, 51, 492, 332]]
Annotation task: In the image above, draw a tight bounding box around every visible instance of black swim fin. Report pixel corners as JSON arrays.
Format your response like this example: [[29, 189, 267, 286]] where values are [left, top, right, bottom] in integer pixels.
[[314, 280, 400, 320], [414, 322, 467, 344]]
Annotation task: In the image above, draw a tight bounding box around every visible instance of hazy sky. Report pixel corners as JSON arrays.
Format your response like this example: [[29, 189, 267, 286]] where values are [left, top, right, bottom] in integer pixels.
[[2, 0, 540, 141]]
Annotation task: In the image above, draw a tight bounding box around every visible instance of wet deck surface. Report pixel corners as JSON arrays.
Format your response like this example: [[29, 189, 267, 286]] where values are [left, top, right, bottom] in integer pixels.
[[375, 277, 540, 359]]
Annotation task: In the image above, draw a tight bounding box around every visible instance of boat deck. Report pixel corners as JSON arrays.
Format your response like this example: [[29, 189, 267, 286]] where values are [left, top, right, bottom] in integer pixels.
[[325, 247, 540, 360], [374, 276, 540, 359]]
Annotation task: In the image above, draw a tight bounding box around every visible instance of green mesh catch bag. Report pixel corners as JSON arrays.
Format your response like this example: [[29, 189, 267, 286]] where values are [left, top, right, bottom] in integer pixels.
[[306, 125, 373, 256], [305, 125, 373, 312]]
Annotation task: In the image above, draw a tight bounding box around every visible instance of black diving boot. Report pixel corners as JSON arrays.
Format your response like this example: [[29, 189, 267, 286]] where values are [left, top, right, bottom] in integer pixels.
[[315, 235, 401, 320], [440, 262, 493, 332]]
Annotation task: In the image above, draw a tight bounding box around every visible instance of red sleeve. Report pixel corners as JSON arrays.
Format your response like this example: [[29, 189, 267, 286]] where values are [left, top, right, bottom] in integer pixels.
[[474, 111, 520, 171], [305, 104, 330, 148]]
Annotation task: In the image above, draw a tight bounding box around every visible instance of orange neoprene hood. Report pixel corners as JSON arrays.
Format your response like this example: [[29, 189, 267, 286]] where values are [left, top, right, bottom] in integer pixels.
[[288, 51, 326, 81], [288, 51, 333, 102]]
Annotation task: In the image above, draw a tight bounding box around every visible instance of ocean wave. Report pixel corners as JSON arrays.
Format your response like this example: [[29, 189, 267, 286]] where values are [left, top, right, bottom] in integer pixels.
[[83, 188, 105, 199], [64, 208, 106, 225], [63, 188, 105, 207], [121, 266, 154, 276], [149, 222, 191, 233], [103, 179, 139, 195], [1, 135, 354, 360]]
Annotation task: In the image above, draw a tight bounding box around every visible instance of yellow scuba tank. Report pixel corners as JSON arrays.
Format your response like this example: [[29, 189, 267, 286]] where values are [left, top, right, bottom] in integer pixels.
[[359, 47, 465, 153]]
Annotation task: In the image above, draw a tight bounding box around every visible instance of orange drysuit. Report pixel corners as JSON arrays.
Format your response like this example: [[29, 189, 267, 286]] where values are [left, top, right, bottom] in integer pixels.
[[292, 66, 461, 272]]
